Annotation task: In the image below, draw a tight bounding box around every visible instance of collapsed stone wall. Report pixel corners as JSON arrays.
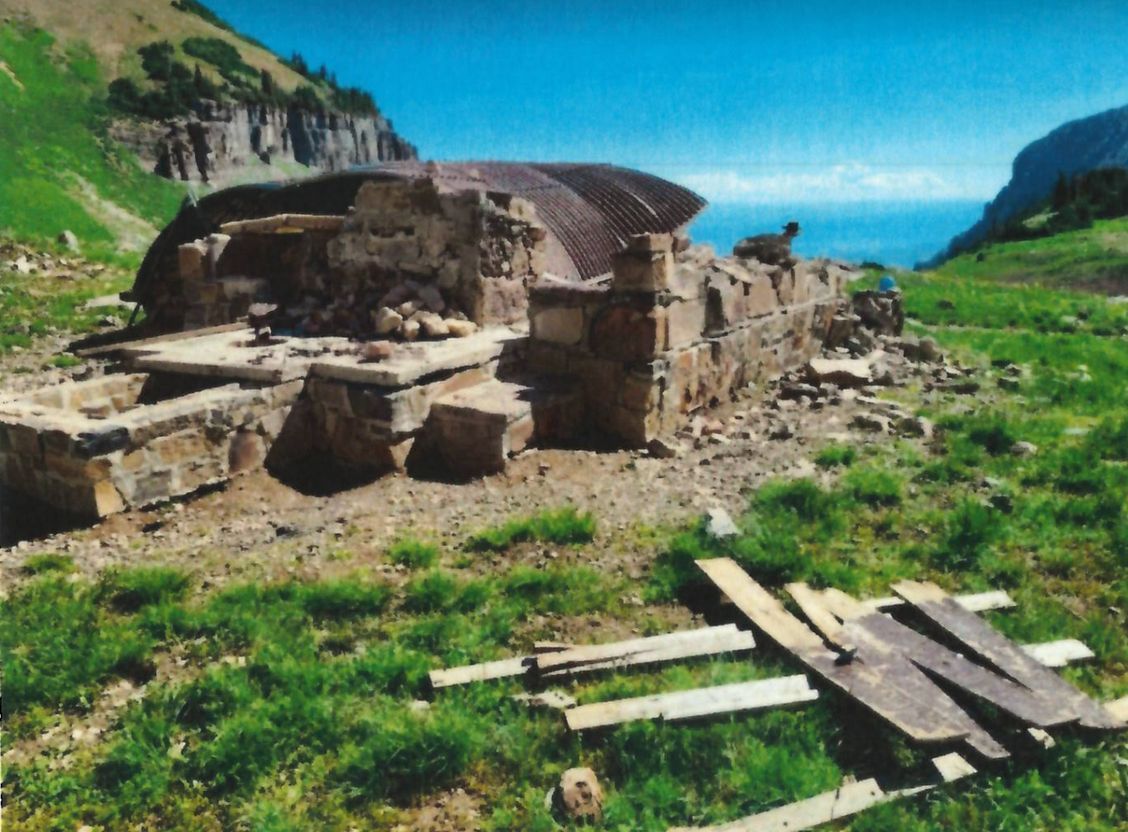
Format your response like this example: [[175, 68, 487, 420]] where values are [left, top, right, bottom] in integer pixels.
[[527, 235, 852, 446], [0, 374, 300, 517], [326, 179, 548, 327], [169, 178, 550, 336]]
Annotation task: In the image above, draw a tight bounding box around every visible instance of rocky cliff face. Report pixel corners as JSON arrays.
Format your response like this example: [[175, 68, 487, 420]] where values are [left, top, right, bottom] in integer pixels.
[[934, 103, 1128, 263], [111, 101, 416, 185]]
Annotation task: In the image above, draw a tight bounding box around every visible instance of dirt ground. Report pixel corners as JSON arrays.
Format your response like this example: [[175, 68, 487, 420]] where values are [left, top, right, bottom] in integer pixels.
[[0, 364, 898, 594]]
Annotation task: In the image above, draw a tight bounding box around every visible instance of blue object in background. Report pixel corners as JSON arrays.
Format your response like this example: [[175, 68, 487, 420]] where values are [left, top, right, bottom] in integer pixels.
[[878, 274, 898, 292]]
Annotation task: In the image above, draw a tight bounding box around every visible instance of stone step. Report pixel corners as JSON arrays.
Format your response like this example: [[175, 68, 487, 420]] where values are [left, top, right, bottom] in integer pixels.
[[427, 379, 535, 477]]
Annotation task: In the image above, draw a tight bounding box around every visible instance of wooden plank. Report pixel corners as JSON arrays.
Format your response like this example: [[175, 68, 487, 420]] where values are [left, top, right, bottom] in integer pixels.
[[76, 322, 248, 358], [794, 586, 1089, 672], [893, 581, 1123, 730], [784, 583, 855, 650], [931, 752, 977, 782], [1104, 695, 1128, 723], [541, 629, 756, 677], [863, 589, 1015, 613], [1021, 639, 1094, 668], [697, 560, 825, 652], [428, 656, 531, 689], [668, 778, 894, 832], [852, 613, 1069, 727], [431, 626, 754, 689], [565, 675, 817, 731], [696, 559, 1009, 759], [537, 625, 752, 674]]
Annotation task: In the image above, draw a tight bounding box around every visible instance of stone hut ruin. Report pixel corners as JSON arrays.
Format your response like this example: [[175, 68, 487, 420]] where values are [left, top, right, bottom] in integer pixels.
[[0, 162, 855, 519]]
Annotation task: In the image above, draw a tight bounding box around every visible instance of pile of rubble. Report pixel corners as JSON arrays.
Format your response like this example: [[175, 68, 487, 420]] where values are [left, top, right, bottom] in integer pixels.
[[367, 279, 479, 342], [1, 236, 107, 282]]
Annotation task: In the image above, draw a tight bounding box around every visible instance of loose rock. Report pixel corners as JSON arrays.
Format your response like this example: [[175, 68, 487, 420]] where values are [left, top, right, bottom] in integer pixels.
[[551, 767, 604, 822]]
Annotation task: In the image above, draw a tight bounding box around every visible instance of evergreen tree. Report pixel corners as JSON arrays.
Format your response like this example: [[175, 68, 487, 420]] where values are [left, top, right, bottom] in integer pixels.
[[1051, 172, 1070, 210]]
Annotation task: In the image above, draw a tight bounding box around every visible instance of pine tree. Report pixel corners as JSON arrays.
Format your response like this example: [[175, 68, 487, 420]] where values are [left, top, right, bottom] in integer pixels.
[[1051, 172, 1070, 210]]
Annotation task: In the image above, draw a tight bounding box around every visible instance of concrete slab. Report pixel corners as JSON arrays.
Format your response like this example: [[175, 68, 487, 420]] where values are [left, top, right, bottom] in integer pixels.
[[123, 330, 352, 384]]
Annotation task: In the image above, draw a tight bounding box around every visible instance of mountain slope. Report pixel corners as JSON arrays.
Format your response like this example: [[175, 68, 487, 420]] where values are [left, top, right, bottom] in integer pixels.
[[0, 0, 312, 92], [0, 24, 184, 250], [0, 0, 415, 249], [932, 104, 1128, 264]]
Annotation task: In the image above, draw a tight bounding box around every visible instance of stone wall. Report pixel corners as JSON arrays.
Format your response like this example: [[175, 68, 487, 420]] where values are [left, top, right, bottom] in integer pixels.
[[0, 374, 300, 518], [326, 179, 548, 327], [526, 235, 851, 446], [172, 178, 550, 335]]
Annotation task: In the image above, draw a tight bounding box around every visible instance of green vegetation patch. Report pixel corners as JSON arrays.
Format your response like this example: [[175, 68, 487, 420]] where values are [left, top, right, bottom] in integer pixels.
[[0, 25, 183, 247], [387, 536, 439, 569], [467, 506, 597, 552]]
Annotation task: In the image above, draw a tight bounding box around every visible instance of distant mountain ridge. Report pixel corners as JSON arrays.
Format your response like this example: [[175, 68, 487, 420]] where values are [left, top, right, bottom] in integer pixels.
[[929, 103, 1128, 265]]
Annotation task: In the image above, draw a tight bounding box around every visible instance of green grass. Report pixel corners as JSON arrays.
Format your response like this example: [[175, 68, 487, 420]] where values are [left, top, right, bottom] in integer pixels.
[[0, 24, 183, 248], [387, 536, 439, 569], [466, 506, 596, 552], [814, 442, 857, 468], [930, 215, 1128, 293], [0, 248, 142, 355]]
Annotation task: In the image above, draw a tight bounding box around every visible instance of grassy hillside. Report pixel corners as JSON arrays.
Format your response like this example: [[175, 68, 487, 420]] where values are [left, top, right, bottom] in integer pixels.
[[0, 24, 185, 253], [0, 0, 310, 92], [930, 216, 1128, 294]]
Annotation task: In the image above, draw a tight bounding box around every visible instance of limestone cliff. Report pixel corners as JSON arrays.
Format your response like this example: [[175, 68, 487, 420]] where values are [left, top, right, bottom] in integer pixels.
[[932, 103, 1128, 264], [111, 101, 417, 185]]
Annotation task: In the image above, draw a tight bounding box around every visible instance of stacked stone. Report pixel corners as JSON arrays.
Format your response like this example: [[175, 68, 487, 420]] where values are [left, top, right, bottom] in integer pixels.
[[527, 234, 850, 446], [368, 279, 478, 342], [179, 233, 273, 329], [0, 373, 300, 518], [302, 367, 494, 473], [328, 179, 548, 331]]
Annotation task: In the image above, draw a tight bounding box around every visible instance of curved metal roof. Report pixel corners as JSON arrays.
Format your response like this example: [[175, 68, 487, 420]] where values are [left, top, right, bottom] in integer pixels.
[[132, 162, 705, 306]]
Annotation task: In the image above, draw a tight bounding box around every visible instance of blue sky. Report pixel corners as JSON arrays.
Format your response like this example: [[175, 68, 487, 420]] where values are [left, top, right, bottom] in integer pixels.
[[215, 0, 1128, 204]]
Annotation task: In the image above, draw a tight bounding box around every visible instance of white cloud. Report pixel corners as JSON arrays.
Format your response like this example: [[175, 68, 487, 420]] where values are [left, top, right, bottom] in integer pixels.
[[669, 163, 998, 204]]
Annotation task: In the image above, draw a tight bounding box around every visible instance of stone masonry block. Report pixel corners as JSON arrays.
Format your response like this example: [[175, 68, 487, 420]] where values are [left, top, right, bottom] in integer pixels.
[[531, 306, 585, 346], [664, 297, 705, 349], [611, 249, 674, 293], [589, 304, 666, 362], [178, 241, 208, 283]]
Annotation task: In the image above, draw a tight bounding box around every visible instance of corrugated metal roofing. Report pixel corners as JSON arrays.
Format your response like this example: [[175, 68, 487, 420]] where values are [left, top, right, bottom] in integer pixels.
[[133, 162, 705, 305]]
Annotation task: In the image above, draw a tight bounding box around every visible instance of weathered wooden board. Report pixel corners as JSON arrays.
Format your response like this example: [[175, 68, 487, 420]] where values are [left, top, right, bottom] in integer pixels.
[[696, 559, 1009, 759], [76, 322, 249, 358], [893, 581, 1123, 730], [1021, 639, 1094, 668], [931, 752, 977, 782], [541, 630, 757, 678], [796, 587, 1092, 672], [863, 590, 1015, 614], [851, 613, 1067, 727], [536, 624, 752, 672], [697, 560, 825, 652], [430, 625, 755, 689], [429, 656, 531, 689], [1105, 695, 1128, 723], [565, 675, 817, 731], [784, 583, 855, 651], [668, 778, 903, 832]]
